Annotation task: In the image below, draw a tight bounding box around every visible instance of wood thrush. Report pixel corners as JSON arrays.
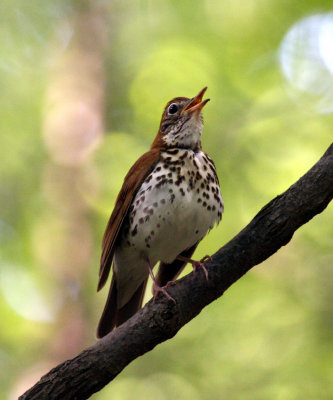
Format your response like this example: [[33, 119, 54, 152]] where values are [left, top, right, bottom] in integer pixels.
[[97, 87, 224, 338]]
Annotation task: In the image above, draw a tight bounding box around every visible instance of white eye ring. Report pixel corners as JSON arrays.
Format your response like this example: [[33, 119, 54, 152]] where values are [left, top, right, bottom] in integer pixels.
[[168, 103, 178, 114]]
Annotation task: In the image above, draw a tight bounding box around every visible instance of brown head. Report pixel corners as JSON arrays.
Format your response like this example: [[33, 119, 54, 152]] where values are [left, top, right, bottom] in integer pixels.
[[151, 87, 210, 151]]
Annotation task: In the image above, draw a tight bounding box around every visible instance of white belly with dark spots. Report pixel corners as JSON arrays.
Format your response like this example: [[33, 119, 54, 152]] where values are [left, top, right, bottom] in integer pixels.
[[118, 149, 223, 264]]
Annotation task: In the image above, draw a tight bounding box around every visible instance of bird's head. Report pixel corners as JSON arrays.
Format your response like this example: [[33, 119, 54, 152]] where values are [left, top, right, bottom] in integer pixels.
[[152, 87, 210, 151]]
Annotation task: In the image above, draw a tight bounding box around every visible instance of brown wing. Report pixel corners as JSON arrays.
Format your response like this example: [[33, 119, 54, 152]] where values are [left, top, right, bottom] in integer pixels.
[[97, 148, 161, 291]]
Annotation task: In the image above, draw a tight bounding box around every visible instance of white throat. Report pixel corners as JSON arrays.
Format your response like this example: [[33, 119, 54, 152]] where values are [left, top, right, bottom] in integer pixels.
[[163, 115, 203, 149]]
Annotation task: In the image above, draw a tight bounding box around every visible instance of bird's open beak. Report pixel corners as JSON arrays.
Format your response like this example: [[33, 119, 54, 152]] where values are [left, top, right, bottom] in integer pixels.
[[181, 87, 210, 114]]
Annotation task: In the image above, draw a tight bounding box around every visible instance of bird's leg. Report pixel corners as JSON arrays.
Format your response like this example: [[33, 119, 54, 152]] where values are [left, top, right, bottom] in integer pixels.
[[176, 255, 211, 281], [147, 261, 176, 303]]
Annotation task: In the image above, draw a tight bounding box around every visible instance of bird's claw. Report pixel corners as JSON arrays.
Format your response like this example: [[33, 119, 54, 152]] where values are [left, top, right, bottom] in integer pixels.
[[200, 255, 212, 263], [152, 284, 176, 304], [176, 254, 211, 280], [192, 260, 209, 281]]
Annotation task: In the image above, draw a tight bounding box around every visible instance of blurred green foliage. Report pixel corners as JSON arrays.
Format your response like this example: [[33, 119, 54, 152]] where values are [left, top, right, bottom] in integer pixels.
[[0, 0, 332, 399]]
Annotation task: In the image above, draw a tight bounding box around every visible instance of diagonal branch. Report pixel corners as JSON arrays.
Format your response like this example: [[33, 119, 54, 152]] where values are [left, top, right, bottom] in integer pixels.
[[20, 143, 333, 400]]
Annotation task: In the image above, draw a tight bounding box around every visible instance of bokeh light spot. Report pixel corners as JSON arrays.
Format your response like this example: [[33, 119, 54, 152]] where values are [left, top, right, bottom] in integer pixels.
[[0, 264, 54, 322], [279, 13, 333, 114]]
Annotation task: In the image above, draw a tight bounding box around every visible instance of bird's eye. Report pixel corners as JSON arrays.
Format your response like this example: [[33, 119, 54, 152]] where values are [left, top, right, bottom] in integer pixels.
[[168, 103, 178, 114]]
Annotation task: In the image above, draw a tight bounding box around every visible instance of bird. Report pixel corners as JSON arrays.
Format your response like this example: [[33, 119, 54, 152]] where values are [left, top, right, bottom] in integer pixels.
[[96, 87, 224, 338]]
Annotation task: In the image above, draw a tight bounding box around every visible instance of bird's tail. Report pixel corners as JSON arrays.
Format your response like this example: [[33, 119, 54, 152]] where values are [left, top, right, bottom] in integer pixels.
[[97, 275, 148, 338]]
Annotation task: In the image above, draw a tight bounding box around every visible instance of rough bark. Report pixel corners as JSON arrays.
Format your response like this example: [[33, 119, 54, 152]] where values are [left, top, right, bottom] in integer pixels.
[[20, 143, 333, 400]]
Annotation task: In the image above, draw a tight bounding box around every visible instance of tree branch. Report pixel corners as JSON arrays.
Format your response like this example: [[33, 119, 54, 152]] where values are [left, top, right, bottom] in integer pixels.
[[20, 144, 333, 400]]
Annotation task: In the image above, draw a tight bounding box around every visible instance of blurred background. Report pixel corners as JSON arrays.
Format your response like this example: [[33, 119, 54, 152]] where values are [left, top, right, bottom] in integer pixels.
[[0, 0, 332, 399]]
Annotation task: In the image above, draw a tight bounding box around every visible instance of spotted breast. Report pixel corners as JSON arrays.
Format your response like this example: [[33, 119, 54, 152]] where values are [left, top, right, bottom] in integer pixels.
[[113, 148, 223, 307]]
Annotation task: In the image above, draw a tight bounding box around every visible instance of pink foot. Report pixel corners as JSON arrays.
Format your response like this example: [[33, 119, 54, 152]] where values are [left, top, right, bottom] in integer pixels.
[[200, 255, 212, 263], [191, 260, 209, 281], [176, 254, 211, 281], [147, 260, 176, 303], [152, 283, 176, 303]]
